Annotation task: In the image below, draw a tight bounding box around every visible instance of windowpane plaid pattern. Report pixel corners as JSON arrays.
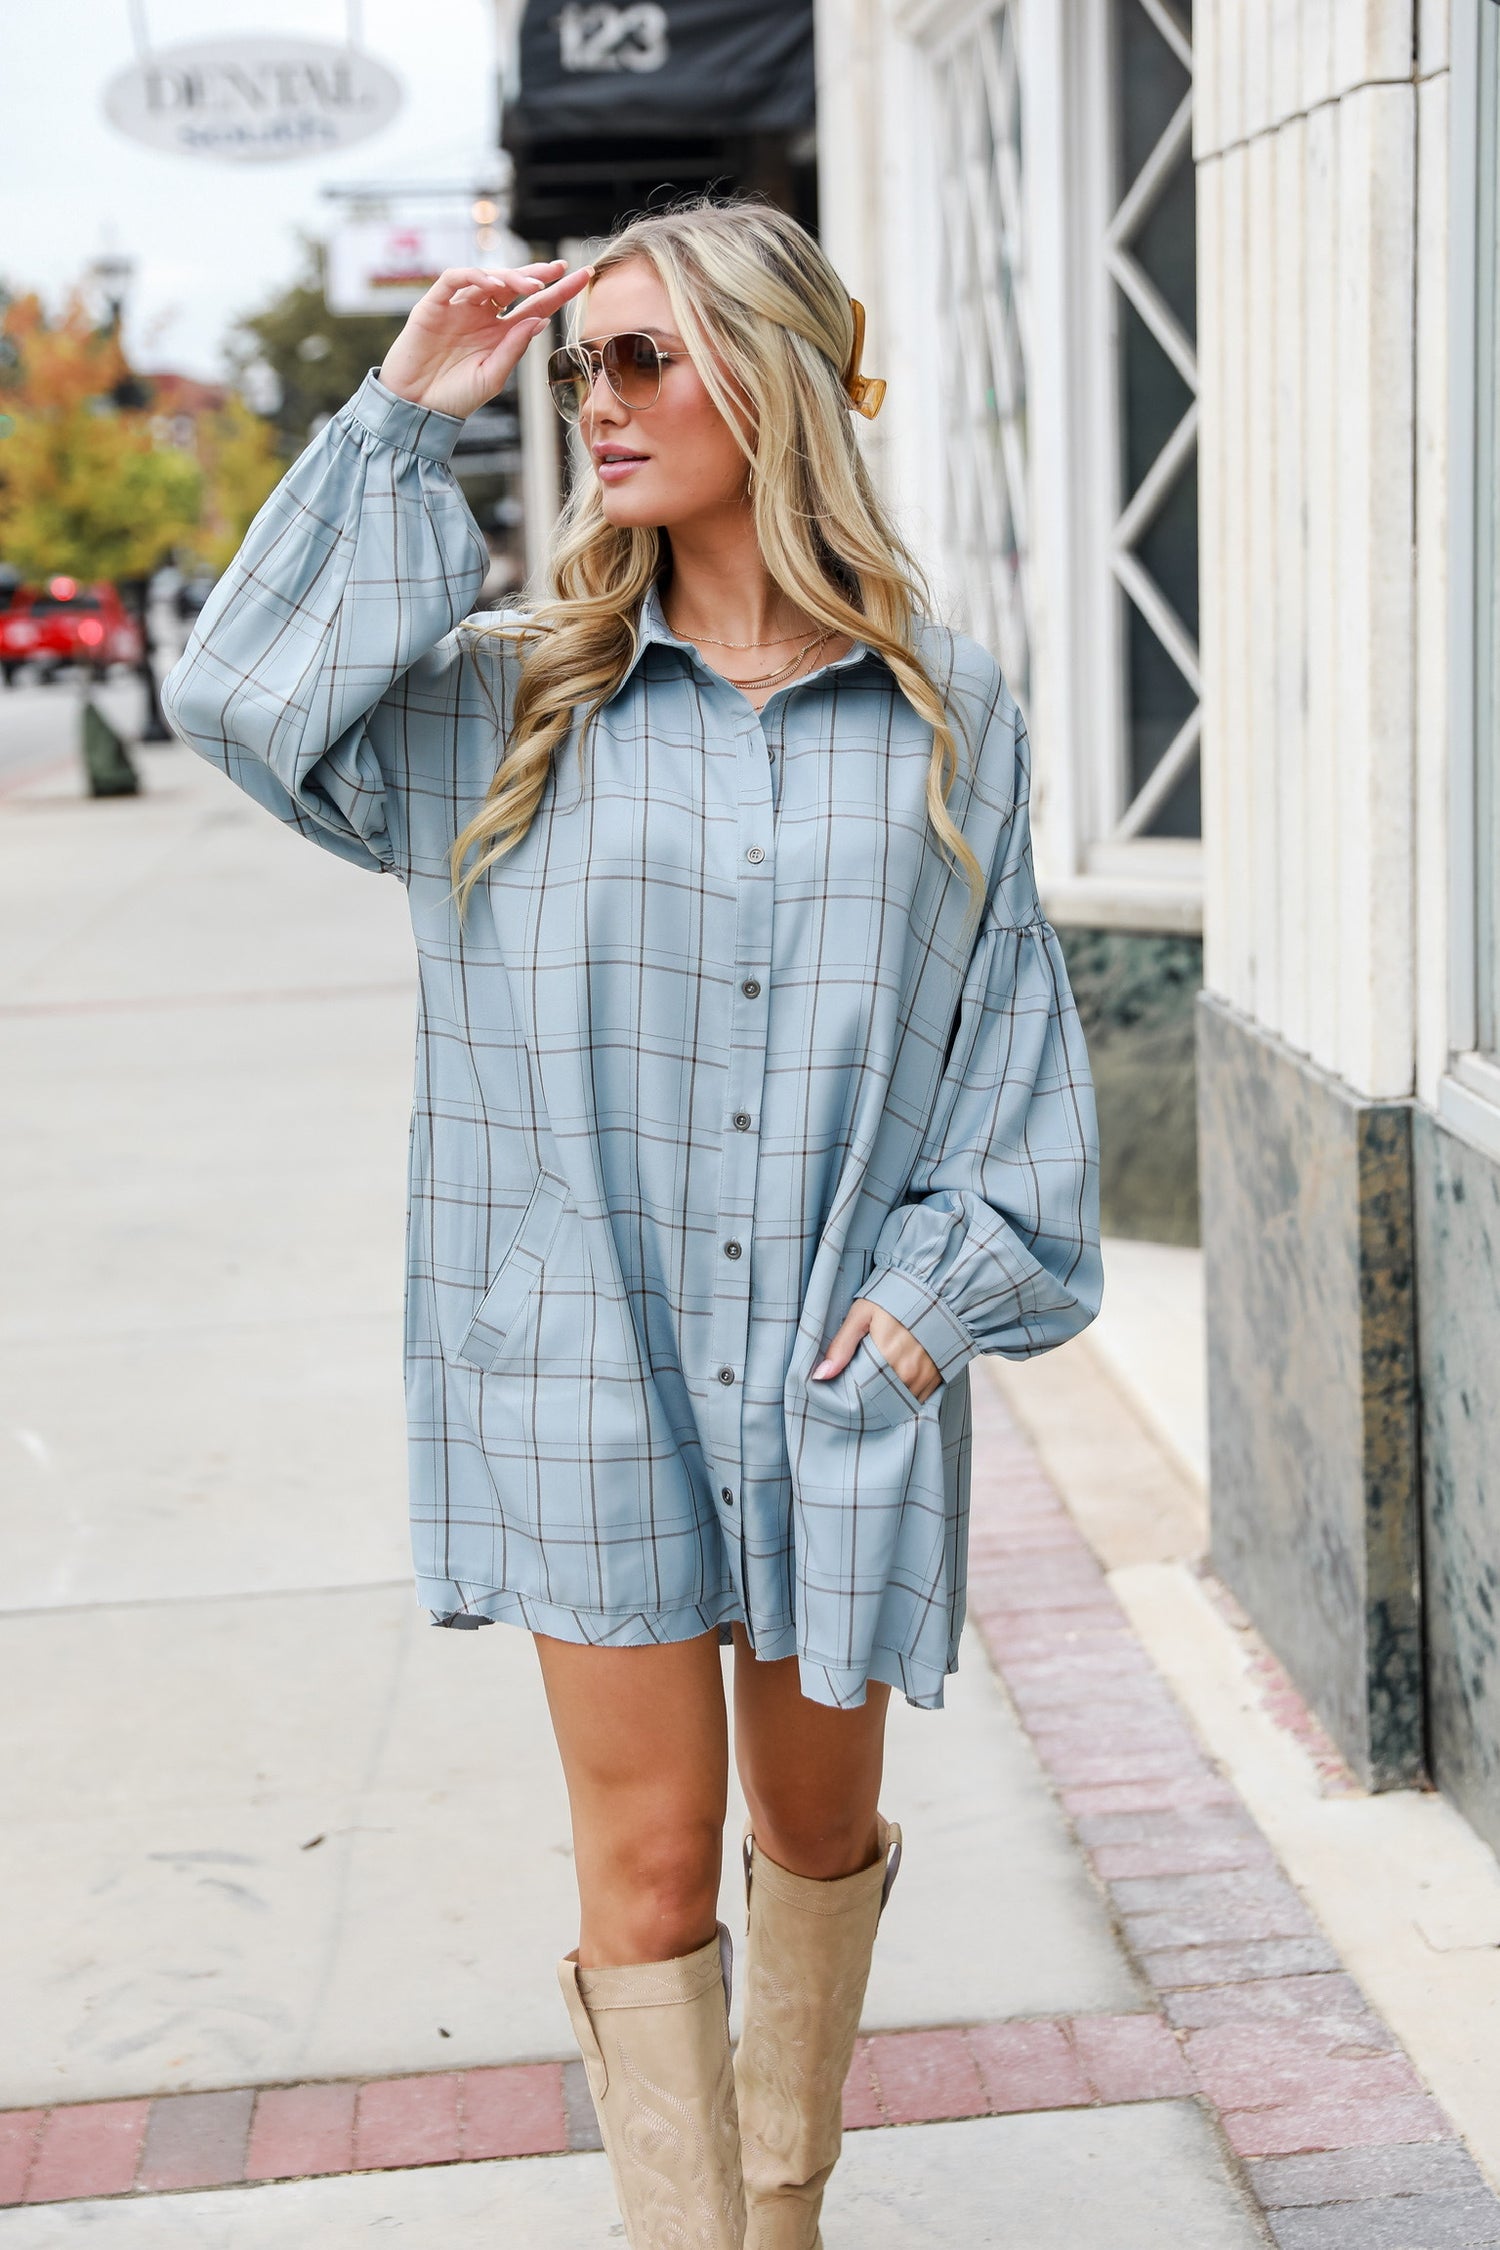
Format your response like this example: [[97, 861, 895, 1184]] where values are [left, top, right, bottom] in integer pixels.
[[162, 370, 1101, 1710]]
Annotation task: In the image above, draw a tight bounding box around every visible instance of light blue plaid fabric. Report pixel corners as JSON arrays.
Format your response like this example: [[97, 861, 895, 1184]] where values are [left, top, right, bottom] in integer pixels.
[[163, 369, 1101, 1709]]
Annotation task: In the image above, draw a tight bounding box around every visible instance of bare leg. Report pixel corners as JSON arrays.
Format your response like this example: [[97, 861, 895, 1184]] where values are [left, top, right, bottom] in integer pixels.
[[539, 1629, 746, 2244], [533, 1628, 730, 1967], [729, 1622, 892, 1878]]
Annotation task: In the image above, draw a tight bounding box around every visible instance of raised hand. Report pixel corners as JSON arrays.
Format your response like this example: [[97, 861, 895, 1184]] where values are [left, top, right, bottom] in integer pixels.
[[378, 259, 593, 422]]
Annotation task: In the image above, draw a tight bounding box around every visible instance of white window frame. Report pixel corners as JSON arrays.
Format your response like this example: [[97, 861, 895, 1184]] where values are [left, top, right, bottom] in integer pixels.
[[1442, 0, 1500, 1162]]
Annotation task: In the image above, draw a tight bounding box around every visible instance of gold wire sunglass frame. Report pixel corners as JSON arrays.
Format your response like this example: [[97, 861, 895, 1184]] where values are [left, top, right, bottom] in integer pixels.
[[545, 333, 681, 423], [544, 298, 886, 425]]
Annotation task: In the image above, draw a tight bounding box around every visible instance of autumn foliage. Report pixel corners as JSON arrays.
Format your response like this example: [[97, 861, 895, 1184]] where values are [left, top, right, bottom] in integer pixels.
[[0, 288, 279, 587]]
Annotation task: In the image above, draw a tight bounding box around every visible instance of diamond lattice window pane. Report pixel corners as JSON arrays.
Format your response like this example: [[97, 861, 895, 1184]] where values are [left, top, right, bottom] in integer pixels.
[[1109, 0, 1200, 842], [1137, 469, 1200, 640], [1121, 301, 1193, 496]]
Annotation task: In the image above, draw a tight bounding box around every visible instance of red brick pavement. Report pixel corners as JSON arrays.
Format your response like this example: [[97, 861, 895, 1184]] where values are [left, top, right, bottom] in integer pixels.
[[0, 2015, 1230, 2207], [2, 1378, 1495, 2245]]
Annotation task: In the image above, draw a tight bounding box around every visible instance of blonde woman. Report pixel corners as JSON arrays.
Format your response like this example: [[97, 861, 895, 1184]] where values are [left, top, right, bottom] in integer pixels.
[[163, 199, 1100, 2247]]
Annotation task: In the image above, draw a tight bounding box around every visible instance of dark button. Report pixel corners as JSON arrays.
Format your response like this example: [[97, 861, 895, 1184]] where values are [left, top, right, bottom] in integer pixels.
[[733, 1112, 752, 1130], [767, 743, 776, 759], [724, 1240, 742, 1259], [746, 845, 765, 863], [741, 978, 761, 998], [721, 1485, 736, 1507], [717, 1365, 736, 1385]]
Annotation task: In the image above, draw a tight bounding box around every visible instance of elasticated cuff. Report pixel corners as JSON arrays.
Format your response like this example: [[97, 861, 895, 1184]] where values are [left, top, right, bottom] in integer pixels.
[[858, 1262, 977, 1385], [339, 367, 469, 463]]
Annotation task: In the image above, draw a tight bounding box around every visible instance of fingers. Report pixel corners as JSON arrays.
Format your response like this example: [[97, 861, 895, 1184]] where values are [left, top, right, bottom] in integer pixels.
[[464, 261, 593, 403], [471, 315, 548, 396], [468, 299, 562, 402], [434, 260, 564, 306], [867, 1308, 941, 1399], [441, 260, 592, 321], [810, 1304, 872, 1380], [811, 1302, 941, 1397], [487, 263, 594, 323], [445, 267, 549, 310]]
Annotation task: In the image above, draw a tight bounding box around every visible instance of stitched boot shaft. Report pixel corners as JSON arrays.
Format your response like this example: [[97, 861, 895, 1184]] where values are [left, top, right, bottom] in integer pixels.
[[557, 1924, 747, 2250], [733, 1818, 902, 2250]]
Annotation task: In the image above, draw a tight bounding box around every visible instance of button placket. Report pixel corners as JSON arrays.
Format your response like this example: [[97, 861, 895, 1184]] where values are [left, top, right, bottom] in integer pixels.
[[707, 710, 775, 1515]]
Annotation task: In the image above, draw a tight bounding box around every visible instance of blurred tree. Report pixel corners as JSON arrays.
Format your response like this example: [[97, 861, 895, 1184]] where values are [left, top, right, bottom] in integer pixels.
[[0, 286, 208, 742], [0, 290, 201, 583], [187, 395, 282, 572], [0, 408, 202, 585], [227, 235, 403, 453]]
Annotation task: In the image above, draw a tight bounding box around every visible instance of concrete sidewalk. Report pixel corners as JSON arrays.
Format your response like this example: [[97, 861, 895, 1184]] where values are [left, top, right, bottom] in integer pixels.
[[2, 734, 1497, 2245]]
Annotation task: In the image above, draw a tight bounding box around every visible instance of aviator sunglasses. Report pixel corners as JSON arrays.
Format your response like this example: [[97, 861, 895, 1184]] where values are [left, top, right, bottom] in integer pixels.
[[546, 331, 683, 424], [542, 299, 886, 425]]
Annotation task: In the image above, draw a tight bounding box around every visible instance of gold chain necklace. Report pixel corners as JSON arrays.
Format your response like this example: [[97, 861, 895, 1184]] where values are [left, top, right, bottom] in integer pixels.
[[663, 604, 823, 652], [716, 629, 832, 692], [679, 625, 811, 649]]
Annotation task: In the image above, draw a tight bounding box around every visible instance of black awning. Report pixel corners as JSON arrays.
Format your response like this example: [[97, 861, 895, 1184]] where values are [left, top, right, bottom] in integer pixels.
[[505, 0, 815, 144]]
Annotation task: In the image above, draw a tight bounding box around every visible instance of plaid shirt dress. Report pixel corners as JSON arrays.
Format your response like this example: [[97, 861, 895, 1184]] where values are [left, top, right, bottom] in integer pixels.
[[163, 369, 1102, 1711]]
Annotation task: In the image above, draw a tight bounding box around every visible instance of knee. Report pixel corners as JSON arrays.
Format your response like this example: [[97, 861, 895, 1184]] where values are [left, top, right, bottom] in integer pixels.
[[587, 1814, 723, 1962], [744, 1796, 880, 1883], [616, 1816, 722, 1916]]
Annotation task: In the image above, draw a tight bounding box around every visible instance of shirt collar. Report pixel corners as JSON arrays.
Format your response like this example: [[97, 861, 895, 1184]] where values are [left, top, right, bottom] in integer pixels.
[[615, 577, 888, 696]]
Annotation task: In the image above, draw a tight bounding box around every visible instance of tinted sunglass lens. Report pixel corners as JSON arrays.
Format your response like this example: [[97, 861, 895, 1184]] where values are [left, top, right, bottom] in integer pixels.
[[546, 347, 588, 421], [605, 334, 662, 407]]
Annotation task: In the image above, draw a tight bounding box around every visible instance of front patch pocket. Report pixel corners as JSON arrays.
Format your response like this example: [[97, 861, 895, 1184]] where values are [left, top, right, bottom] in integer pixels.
[[454, 1168, 571, 1374], [800, 1333, 932, 1431]]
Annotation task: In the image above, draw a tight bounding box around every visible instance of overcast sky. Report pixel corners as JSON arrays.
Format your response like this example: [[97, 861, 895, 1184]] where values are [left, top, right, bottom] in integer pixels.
[[0, 0, 498, 378]]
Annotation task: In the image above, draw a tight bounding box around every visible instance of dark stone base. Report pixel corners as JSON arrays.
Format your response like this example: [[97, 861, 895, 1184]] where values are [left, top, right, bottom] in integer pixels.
[[1056, 928, 1202, 1246], [1414, 1113, 1500, 1857], [1196, 996, 1422, 1788]]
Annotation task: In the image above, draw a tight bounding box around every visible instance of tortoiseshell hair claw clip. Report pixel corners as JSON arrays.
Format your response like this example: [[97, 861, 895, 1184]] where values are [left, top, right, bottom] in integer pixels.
[[843, 298, 887, 419]]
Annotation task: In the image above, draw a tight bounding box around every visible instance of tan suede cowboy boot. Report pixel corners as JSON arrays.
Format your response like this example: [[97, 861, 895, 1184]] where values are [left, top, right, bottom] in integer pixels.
[[733, 1816, 903, 2249], [557, 1921, 747, 2249]]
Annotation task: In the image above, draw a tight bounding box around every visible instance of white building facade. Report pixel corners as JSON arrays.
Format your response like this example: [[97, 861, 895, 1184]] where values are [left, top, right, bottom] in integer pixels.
[[816, 0, 1500, 1851]]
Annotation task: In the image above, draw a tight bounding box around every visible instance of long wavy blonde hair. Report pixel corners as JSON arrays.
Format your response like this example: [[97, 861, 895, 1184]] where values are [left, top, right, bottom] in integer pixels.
[[450, 198, 984, 931]]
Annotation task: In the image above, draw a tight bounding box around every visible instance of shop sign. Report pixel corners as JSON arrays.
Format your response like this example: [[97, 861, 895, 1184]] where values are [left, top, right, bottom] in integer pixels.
[[324, 217, 531, 316], [103, 36, 403, 163]]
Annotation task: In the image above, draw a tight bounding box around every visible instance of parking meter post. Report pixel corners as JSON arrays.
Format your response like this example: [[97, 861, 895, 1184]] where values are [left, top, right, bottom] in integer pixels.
[[121, 576, 172, 742]]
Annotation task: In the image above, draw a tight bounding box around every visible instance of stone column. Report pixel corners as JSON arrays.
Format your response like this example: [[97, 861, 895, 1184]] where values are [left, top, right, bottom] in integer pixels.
[[1194, 0, 1430, 1787]]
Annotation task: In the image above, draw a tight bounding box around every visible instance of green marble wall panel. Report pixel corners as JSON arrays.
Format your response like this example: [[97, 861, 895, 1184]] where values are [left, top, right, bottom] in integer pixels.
[[1056, 928, 1202, 1246], [1414, 1112, 1500, 1857], [1196, 996, 1422, 1787]]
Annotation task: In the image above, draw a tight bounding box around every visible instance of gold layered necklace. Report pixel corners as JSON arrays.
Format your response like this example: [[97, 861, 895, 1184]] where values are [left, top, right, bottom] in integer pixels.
[[719, 629, 832, 691], [664, 606, 833, 692]]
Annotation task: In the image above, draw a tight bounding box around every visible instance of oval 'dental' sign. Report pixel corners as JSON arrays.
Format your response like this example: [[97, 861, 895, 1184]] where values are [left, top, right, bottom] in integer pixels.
[[103, 36, 403, 163]]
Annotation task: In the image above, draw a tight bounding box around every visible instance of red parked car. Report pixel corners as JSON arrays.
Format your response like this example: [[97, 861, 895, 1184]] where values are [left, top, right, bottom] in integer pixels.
[[0, 579, 144, 684]]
